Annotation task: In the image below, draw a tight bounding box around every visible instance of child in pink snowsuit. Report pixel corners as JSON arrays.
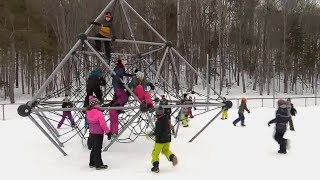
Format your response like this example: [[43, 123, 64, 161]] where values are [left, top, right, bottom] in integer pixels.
[[86, 96, 110, 170], [57, 95, 75, 128], [129, 71, 155, 112]]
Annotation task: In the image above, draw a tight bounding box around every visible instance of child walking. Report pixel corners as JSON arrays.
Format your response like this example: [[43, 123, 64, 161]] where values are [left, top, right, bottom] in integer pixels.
[[233, 97, 250, 126], [86, 96, 110, 170], [150, 106, 178, 173], [221, 97, 229, 120], [57, 95, 75, 128], [268, 99, 291, 154]]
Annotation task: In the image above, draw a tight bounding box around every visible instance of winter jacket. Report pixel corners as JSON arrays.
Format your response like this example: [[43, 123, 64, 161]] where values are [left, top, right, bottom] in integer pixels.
[[112, 66, 132, 90], [62, 101, 73, 113], [268, 105, 291, 133], [128, 76, 154, 90], [238, 101, 249, 114], [99, 19, 115, 38], [154, 114, 171, 143], [86, 70, 106, 91], [86, 107, 110, 134]]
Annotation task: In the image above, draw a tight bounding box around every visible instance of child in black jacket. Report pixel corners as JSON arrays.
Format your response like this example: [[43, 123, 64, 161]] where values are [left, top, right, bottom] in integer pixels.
[[268, 99, 291, 154], [150, 106, 178, 173]]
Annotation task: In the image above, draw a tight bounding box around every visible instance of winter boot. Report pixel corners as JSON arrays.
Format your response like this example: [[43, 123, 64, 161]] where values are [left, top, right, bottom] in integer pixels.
[[151, 161, 159, 173], [96, 164, 108, 170], [278, 150, 287, 154], [147, 103, 155, 113], [140, 101, 148, 112], [107, 132, 112, 140], [169, 154, 178, 166]]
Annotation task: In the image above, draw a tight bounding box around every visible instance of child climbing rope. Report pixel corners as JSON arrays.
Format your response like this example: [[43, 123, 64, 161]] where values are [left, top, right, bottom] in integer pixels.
[[107, 57, 133, 139], [128, 70, 155, 112], [90, 11, 116, 58]]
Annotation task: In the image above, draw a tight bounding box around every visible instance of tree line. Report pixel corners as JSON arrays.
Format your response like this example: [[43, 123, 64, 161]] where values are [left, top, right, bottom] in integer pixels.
[[0, 0, 320, 103]]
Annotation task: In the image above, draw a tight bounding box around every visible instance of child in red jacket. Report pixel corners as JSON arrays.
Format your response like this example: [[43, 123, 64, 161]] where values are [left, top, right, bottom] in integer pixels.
[[86, 96, 110, 170]]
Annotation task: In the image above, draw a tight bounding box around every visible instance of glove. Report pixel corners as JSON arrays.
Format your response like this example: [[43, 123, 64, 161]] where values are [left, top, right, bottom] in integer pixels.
[[193, 107, 197, 110], [150, 83, 155, 90], [247, 110, 250, 113], [90, 21, 100, 26], [267, 123, 270, 127], [111, 36, 117, 41]]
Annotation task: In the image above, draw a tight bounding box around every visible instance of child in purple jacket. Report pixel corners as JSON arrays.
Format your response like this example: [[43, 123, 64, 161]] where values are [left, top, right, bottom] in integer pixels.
[[86, 96, 110, 170]]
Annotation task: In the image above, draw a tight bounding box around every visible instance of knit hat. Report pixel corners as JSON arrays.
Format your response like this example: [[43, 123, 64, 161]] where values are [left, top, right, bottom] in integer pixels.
[[136, 71, 144, 79], [89, 96, 100, 107], [241, 97, 247, 102], [105, 12, 112, 18], [155, 106, 165, 116], [116, 59, 124, 68], [277, 99, 287, 107]]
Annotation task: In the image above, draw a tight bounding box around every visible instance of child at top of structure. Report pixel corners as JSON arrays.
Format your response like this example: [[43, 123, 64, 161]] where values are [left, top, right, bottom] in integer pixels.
[[91, 12, 116, 58], [57, 95, 75, 129], [150, 106, 178, 173], [86, 96, 110, 170], [128, 70, 155, 112], [268, 99, 291, 154], [232, 97, 250, 126], [286, 98, 297, 131], [221, 97, 230, 120], [84, 68, 106, 108]]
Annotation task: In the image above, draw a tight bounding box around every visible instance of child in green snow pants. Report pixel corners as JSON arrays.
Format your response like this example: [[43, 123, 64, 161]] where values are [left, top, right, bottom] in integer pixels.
[[151, 143, 173, 163]]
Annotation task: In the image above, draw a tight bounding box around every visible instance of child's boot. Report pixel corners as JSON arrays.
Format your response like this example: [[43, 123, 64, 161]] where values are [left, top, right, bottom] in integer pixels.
[[151, 161, 159, 173], [169, 154, 178, 166]]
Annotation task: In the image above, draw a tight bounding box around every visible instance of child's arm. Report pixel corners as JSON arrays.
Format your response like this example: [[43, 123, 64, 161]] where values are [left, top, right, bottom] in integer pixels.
[[268, 118, 276, 126], [98, 112, 110, 134]]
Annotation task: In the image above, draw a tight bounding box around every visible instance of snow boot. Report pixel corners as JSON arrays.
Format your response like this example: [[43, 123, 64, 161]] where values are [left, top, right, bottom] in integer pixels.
[[278, 150, 287, 154], [169, 154, 178, 166], [140, 101, 148, 112], [151, 161, 159, 173], [96, 165, 108, 170]]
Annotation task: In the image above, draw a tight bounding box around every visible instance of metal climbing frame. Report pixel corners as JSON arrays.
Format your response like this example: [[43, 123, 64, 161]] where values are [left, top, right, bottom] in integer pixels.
[[17, 0, 232, 156]]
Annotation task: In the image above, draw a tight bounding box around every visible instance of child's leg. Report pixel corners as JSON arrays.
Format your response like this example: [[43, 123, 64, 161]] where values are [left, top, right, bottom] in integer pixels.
[[66, 112, 75, 126], [115, 89, 128, 106], [90, 134, 105, 168], [240, 114, 245, 125], [221, 111, 226, 119], [134, 85, 145, 101], [104, 41, 112, 58], [225, 110, 228, 119], [109, 110, 119, 134], [162, 142, 177, 166], [288, 117, 295, 131], [233, 113, 241, 125], [95, 33, 102, 51], [143, 91, 153, 106], [57, 112, 67, 128], [151, 143, 164, 164], [180, 113, 189, 127]]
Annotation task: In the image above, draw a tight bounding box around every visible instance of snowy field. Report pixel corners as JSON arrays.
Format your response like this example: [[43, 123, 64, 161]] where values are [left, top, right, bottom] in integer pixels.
[[1, 101, 319, 179]]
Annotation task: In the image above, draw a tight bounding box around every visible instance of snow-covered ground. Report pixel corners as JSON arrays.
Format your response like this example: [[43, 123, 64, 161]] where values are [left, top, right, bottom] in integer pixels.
[[1, 100, 319, 179]]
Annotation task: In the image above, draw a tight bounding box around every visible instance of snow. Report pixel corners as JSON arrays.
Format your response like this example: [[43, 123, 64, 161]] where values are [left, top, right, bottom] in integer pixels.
[[1, 100, 319, 179]]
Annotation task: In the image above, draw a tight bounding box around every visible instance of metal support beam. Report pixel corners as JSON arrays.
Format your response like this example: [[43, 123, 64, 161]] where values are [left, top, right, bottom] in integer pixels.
[[39, 111, 59, 137], [122, 0, 166, 42], [35, 111, 64, 147], [189, 109, 224, 142], [169, 49, 184, 96], [28, 115, 67, 156], [87, 37, 165, 46], [154, 47, 169, 83]]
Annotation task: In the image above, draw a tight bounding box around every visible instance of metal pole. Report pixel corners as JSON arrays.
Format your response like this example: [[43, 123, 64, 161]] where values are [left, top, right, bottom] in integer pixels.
[[171, 48, 224, 99], [315, 61, 317, 105], [206, 54, 210, 111], [35, 111, 64, 147], [29, 40, 82, 105], [39, 111, 59, 136], [87, 37, 165, 46], [141, 47, 165, 57], [169, 49, 184, 95], [122, 0, 166, 42], [103, 111, 141, 151], [189, 109, 224, 142], [120, 0, 140, 53], [154, 47, 169, 83], [2, 104, 4, 120], [28, 115, 67, 156]]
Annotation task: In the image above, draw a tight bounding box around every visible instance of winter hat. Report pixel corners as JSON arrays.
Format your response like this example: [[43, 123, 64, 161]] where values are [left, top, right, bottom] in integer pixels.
[[277, 99, 287, 107], [116, 59, 124, 68], [155, 106, 165, 116], [105, 12, 112, 18], [134, 68, 140, 73], [136, 71, 144, 79], [241, 97, 247, 102], [287, 98, 291, 102], [89, 96, 100, 107]]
